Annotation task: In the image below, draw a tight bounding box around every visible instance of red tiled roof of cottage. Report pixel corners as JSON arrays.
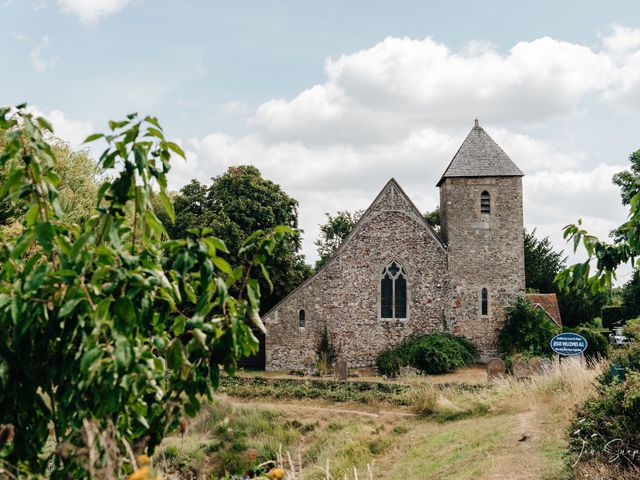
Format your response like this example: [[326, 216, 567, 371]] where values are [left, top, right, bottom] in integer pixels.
[[525, 293, 562, 326]]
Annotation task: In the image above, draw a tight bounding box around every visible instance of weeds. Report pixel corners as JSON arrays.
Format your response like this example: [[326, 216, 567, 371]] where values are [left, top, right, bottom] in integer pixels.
[[219, 375, 483, 407], [411, 357, 605, 422], [154, 360, 604, 479]]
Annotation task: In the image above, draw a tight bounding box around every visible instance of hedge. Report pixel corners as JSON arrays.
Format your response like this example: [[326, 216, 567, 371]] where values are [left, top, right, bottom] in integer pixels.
[[375, 333, 478, 376]]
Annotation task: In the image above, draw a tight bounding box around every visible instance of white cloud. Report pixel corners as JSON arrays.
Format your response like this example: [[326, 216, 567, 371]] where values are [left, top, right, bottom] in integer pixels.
[[27, 106, 94, 147], [169, 125, 620, 264], [57, 0, 131, 24], [252, 35, 617, 146], [523, 163, 631, 278], [11, 32, 27, 42], [30, 35, 58, 73], [163, 27, 639, 270]]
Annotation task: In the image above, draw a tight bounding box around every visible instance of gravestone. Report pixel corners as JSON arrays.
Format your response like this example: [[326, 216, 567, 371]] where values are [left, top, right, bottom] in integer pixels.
[[399, 366, 419, 377], [512, 359, 530, 380], [528, 357, 545, 375], [486, 358, 505, 382], [540, 358, 553, 374], [334, 359, 348, 381]]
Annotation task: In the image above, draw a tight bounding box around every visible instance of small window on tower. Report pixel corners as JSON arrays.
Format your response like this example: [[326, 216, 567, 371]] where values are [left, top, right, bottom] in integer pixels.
[[480, 191, 490, 214], [481, 288, 488, 316], [299, 309, 305, 328]]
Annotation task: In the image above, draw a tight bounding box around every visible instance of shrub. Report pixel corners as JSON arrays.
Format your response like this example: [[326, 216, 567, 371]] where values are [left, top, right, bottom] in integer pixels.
[[499, 296, 560, 357], [611, 343, 640, 372], [624, 317, 640, 339], [568, 372, 640, 473], [409, 334, 471, 374], [316, 324, 338, 372], [376, 349, 403, 376], [375, 333, 478, 376], [573, 326, 609, 360]]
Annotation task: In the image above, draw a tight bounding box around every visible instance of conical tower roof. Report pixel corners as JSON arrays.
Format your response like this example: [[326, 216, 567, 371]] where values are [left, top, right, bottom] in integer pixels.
[[436, 120, 524, 186]]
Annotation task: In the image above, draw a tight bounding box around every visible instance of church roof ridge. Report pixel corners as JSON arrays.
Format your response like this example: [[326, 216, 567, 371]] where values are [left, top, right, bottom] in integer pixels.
[[436, 120, 524, 186], [261, 178, 445, 319]]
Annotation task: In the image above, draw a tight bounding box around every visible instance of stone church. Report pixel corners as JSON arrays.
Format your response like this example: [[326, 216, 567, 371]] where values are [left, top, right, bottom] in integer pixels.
[[263, 120, 526, 370]]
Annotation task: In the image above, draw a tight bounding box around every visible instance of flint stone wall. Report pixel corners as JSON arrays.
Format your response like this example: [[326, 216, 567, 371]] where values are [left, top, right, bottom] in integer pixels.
[[265, 173, 526, 370], [440, 176, 525, 358], [264, 186, 449, 370]]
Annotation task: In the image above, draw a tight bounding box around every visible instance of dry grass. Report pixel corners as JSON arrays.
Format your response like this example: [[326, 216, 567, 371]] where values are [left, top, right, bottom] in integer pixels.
[[411, 357, 605, 421], [156, 359, 604, 479], [388, 358, 606, 480], [238, 366, 488, 386]]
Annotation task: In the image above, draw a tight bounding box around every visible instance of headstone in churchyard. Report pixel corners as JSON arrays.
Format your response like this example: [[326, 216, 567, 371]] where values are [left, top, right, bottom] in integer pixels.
[[334, 359, 348, 381], [399, 366, 419, 377], [512, 358, 530, 379], [486, 358, 505, 382], [540, 358, 553, 374], [528, 357, 545, 375]]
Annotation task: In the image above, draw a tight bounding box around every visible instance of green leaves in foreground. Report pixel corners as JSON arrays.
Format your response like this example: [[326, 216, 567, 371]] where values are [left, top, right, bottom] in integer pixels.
[[0, 105, 291, 478], [557, 149, 640, 292]]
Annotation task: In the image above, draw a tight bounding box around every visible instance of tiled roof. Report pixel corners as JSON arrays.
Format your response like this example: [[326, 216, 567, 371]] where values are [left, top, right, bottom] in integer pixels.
[[437, 120, 524, 186], [525, 293, 562, 326]]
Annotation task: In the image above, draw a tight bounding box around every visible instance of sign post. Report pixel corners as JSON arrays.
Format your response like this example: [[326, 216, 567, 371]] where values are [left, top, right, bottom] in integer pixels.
[[550, 332, 588, 356], [550, 332, 588, 367]]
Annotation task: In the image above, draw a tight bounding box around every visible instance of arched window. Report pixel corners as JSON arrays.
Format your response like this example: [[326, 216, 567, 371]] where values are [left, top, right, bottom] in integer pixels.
[[298, 309, 306, 328], [480, 191, 490, 214], [481, 288, 488, 316], [380, 261, 407, 319]]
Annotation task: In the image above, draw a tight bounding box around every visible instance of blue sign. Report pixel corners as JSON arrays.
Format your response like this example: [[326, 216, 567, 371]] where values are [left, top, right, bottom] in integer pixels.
[[550, 332, 588, 356]]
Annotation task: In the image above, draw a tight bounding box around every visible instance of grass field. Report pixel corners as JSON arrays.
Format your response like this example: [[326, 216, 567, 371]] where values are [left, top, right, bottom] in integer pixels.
[[154, 359, 601, 480]]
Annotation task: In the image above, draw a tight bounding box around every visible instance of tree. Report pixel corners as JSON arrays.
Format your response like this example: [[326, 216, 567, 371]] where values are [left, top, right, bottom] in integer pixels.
[[164, 179, 211, 239], [498, 297, 560, 357], [621, 270, 640, 319], [524, 228, 606, 327], [423, 206, 440, 234], [168, 166, 311, 312], [612, 149, 640, 206], [314, 210, 363, 269], [0, 132, 99, 231], [556, 287, 607, 328], [524, 228, 566, 293], [557, 148, 640, 292], [0, 105, 285, 478]]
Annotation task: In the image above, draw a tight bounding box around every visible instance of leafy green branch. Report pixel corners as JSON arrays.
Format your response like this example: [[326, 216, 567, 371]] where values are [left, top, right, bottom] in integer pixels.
[[0, 104, 290, 478]]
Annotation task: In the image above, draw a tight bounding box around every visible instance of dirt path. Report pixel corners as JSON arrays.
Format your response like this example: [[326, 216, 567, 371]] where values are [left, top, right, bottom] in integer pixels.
[[482, 410, 542, 480], [380, 408, 567, 480], [230, 398, 418, 418]]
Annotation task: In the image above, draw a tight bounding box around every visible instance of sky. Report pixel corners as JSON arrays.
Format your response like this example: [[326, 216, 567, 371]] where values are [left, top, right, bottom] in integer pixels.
[[2, 0, 640, 282]]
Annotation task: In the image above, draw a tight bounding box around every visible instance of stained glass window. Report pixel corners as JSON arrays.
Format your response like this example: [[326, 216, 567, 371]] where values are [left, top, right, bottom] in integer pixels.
[[381, 274, 393, 318], [380, 261, 407, 319]]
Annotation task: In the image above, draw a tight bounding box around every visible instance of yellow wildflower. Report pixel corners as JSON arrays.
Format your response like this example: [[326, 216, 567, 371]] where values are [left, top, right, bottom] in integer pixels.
[[127, 466, 150, 480], [266, 467, 286, 480]]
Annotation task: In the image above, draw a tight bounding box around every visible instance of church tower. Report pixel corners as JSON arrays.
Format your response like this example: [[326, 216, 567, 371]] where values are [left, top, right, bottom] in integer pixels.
[[438, 120, 525, 357]]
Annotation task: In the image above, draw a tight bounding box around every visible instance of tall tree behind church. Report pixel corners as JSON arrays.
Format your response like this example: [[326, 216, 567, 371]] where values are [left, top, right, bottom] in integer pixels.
[[165, 166, 311, 312], [524, 228, 606, 327], [314, 210, 363, 270]]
